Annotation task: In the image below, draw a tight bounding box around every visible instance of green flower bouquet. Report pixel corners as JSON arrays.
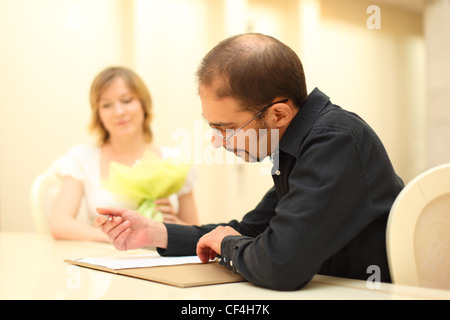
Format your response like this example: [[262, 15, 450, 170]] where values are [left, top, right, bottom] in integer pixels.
[[103, 151, 190, 221]]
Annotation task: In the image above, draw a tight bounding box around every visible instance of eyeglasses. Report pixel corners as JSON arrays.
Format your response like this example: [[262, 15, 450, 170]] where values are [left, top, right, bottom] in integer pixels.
[[202, 99, 288, 142]]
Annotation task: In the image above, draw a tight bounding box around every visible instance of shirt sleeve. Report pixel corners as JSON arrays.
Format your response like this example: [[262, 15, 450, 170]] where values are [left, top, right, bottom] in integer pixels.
[[157, 222, 230, 256], [219, 127, 383, 291], [157, 186, 278, 256]]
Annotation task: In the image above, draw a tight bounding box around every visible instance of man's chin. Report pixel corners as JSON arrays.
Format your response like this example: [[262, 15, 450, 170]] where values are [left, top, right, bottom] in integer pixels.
[[233, 149, 266, 163]]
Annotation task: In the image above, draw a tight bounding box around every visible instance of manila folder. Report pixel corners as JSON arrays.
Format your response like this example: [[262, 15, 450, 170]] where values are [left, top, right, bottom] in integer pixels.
[[65, 258, 245, 288]]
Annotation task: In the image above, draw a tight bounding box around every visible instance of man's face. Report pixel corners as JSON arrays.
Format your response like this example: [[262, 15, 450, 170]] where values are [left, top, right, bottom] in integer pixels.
[[199, 85, 277, 163]]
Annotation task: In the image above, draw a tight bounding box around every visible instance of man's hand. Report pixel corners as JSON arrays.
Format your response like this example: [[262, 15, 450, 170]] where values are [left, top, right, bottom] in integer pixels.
[[94, 207, 168, 251], [196, 226, 241, 263]]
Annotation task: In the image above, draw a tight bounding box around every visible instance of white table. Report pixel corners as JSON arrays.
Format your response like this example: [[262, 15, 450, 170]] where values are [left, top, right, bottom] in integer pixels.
[[1, 231, 449, 300]]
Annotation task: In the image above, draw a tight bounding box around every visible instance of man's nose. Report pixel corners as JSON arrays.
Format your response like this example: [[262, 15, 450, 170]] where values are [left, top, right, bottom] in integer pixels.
[[211, 133, 225, 149]]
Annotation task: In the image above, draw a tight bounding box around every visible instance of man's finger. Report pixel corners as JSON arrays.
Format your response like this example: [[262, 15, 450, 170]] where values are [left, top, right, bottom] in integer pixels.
[[196, 237, 215, 263], [114, 228, 131, 251], [105, 218, 129, 241], [96, 207, 127, 216], [210, 249, 217, 261], [94, 215, 107, 227]]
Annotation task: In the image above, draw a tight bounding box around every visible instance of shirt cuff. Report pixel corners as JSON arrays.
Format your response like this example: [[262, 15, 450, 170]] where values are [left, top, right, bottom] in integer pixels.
[[219, 235, 253, 274], [157, 223, 202, 256]]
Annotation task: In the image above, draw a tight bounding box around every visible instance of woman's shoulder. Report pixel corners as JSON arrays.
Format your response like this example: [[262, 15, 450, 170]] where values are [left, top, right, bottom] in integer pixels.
[[59, 143, 101, 174], [55, 144, 96, 181], [62, 143, 100, 163]]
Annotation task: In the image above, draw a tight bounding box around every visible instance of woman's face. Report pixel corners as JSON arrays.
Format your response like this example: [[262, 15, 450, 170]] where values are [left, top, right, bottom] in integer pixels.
[[98, 76, 145, 141]]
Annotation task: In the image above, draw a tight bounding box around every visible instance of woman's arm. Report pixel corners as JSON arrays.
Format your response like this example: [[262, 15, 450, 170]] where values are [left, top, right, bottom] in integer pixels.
[[177, 191, 199, 225], [50, 176, 109, 242]]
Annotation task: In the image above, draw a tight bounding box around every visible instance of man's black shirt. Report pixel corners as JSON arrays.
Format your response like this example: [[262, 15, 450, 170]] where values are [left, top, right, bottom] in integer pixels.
[[159, 88, 404, 291]]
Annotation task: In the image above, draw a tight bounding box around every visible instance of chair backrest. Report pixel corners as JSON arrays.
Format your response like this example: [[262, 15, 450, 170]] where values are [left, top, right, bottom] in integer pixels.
[[30, 158, 88, 234], [386, 163, 450, 290]]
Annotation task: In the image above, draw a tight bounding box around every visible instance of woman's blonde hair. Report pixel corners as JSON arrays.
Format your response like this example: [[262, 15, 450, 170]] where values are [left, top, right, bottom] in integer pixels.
[[89, 67, 153, 145]]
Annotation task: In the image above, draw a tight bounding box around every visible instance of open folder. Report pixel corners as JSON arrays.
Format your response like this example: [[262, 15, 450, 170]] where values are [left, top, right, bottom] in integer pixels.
[[64, 254, 245, 288]]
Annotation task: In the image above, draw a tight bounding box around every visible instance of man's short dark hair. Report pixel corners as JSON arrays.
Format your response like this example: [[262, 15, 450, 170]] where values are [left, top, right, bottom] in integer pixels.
[[196, 33, 308, 112]]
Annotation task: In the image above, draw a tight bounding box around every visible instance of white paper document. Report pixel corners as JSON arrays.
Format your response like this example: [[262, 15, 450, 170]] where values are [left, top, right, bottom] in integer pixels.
[[76, 253, 202, 270]]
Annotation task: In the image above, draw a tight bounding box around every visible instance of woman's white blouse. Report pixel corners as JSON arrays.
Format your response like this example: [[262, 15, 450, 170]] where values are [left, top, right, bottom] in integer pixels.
[[56, 144, 196, 223]]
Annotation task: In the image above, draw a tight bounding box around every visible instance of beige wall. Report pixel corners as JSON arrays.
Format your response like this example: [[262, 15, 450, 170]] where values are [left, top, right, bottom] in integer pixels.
[[0, 0, 426, 231], [306, 0, 426, 182], [0, 0, 128, 231], [424, 0, 450, 168]]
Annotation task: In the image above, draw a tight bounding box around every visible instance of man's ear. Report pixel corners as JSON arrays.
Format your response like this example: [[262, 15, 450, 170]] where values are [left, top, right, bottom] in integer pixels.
[[269, 102, 295, 128]]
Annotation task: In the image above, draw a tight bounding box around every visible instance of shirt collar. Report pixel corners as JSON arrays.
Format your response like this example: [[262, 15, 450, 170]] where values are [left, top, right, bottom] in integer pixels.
[[278, 87, 331, 158]]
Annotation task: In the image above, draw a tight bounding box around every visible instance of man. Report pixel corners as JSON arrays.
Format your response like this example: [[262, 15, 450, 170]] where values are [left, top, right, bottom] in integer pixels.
[[96, 33, 404, 291]]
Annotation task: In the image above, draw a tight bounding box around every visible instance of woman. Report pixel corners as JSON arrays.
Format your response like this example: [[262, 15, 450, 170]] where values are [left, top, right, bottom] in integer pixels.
[[50, 67, 198, 241]]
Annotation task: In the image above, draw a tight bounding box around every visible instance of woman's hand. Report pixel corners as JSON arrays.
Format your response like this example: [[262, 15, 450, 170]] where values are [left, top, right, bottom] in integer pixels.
[[154, 198, 185, 224]]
